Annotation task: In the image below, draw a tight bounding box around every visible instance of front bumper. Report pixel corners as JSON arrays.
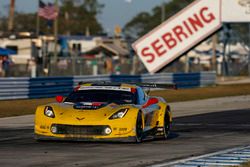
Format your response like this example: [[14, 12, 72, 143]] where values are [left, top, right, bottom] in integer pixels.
[[34, 134, 137, 142], [51, 124, 112, 136], [35, 123, 136, 141]]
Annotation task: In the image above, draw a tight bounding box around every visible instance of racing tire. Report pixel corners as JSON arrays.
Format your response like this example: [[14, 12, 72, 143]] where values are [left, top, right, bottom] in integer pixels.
[[162, 109, 171, 140], [135, 111, 143, 143]]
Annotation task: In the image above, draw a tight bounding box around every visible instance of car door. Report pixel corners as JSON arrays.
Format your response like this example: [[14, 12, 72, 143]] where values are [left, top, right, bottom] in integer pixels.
[[137, 87, 160, 131]]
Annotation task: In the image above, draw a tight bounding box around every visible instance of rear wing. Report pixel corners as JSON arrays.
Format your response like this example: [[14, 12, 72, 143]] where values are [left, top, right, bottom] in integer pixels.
[[78, 81, 177, 90], [133, 83, 177, 90]]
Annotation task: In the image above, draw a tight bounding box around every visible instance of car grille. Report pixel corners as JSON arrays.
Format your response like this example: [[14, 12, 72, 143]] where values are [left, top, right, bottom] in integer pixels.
[[52, 124, 110, 136]]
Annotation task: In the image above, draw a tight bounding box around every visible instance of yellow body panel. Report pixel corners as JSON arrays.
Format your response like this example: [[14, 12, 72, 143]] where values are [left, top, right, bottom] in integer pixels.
[[35, 104, 143, 139]]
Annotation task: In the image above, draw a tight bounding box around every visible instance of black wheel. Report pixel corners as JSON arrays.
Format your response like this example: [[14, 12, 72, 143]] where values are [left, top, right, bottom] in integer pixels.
[[135, 111, 143, 143], [163, 110, 171, 139]]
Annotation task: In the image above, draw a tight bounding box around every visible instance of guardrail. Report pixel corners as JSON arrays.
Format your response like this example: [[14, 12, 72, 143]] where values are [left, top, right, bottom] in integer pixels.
[[0, 72, 216, 100]]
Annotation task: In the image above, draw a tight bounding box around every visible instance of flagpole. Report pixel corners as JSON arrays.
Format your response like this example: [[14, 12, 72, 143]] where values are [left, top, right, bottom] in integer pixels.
[[161, 0, 165, 23], [36, 0, 40, 36], [53, 0, 58, 64], [8, 0, 15, 32]]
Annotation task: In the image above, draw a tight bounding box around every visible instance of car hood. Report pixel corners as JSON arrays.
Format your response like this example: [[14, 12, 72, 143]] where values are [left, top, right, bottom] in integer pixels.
[[47, 102, 128, 123]]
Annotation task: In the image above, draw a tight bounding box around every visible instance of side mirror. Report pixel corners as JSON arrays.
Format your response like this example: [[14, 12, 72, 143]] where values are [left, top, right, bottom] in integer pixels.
[[56, 96, 64, 103], [143, 98, 159, 108]]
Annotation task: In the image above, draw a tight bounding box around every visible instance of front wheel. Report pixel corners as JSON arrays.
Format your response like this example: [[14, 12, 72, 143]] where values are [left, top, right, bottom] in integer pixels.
[[135, 111, 143, 143], [162, 110, 171, 139]]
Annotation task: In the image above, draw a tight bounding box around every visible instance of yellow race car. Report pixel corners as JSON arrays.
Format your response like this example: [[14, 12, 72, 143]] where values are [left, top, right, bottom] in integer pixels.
[[34, 82, 176, 143]]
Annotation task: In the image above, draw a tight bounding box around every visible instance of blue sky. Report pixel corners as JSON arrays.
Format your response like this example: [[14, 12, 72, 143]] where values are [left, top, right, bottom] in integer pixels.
[[0, 0, 170, 34]]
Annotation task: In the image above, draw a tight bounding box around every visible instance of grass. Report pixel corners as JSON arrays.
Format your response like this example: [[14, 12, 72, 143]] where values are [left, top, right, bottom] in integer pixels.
[[0, 98, 54, 118], [239, 162, 250, 167], [150, 83, 250, 102], [1, 83, 250, 118]]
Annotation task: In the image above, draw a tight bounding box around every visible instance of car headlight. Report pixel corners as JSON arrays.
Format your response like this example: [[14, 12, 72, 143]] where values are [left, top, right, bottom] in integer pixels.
[[44, 106, 55, 118], [109, 108, 129, 120]]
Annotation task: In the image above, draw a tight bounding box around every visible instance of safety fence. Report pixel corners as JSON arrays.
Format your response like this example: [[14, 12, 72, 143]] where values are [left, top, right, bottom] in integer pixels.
[[0, 72, 216, 100]]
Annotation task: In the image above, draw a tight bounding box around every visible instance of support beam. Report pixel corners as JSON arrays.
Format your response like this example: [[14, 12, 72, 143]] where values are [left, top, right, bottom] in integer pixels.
[[8, 0, 15, 32], [212, 34, 218, 73], [248, 23, 250, 77], [54, 0, 59, 63], [185, 54, 189, 73], [222, 24, 230, 77], [161, 0, 165, 23], [36, 3, 40, 36]]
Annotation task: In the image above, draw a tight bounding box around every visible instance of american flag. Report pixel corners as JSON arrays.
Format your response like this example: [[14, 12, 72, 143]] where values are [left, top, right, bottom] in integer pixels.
[[38, 0, 58, 20]]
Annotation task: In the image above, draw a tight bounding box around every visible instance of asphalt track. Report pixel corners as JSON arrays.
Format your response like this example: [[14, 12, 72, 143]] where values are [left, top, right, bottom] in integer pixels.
[[0, 97, 250, 167]]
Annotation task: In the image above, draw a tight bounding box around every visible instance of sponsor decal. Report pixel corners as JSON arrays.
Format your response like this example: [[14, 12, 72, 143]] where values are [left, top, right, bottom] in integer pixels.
[[79, 86, 131, 92], [119, 128, 128, 131], [76, 117, 85, 121]]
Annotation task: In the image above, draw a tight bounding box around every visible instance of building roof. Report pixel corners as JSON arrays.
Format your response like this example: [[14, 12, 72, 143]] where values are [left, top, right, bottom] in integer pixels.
[[85, 43, 129, 56], [58, 35, 108, 41]]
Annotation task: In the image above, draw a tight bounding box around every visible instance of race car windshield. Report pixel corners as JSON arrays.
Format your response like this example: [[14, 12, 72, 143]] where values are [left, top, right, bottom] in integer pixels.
[[64, 90, 136, 104]]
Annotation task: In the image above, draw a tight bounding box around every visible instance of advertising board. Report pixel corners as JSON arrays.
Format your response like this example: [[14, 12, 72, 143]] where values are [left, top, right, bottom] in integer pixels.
[[132, 0, 222, 73]]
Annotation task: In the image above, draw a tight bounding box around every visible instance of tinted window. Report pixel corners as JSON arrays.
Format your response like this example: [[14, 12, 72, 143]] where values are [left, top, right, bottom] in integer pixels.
[[6, 45, 18, 54], [65, 90, 136, 104]]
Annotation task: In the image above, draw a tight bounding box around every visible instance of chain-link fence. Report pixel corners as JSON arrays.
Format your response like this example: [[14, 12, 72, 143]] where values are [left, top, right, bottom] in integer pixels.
[[45, 55, 234, 77], [1, 43, 249, 78], [2, 54, 249, 78], [2, 56, 136, 77]]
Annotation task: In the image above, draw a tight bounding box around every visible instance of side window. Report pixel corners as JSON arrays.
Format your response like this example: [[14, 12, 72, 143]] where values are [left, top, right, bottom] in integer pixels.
[[72, 43, 81, 52], [6, 45, 18, 54], [137, 87, 147, 105]]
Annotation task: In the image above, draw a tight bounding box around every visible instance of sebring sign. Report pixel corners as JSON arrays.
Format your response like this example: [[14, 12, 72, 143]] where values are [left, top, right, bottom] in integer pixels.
[[132, 0, 222, 73]]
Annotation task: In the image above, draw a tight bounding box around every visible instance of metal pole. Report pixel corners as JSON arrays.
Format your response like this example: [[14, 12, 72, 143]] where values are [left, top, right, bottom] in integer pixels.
[[72, 52, 76, 75], [161, 0, 165, 23], [54, 0, 58, 63], [185, 54, 189, 73], [36, 2, 40, 37], [222, 40, 227, 76], [212, 34, 218, 73], [8, 0, 15, 32], [248, 23, 250, 77], [222, 24, 229, 77]]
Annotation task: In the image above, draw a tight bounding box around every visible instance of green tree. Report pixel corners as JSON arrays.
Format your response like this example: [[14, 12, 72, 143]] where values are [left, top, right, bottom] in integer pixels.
[[0, 12, 38, 34], [0, 0, 104, 35], [59, 0, 104, 35], [15, 13, 37, 32], [230, 24, 249, 45], [124, 0, 194, 39]]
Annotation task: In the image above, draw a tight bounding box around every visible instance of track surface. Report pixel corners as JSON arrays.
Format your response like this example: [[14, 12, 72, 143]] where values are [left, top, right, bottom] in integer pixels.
[[0, 108, 250, 167]]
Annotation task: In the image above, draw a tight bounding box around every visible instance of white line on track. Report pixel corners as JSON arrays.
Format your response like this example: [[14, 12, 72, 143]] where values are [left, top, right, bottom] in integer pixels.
[[150, 145, 250, 167]]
